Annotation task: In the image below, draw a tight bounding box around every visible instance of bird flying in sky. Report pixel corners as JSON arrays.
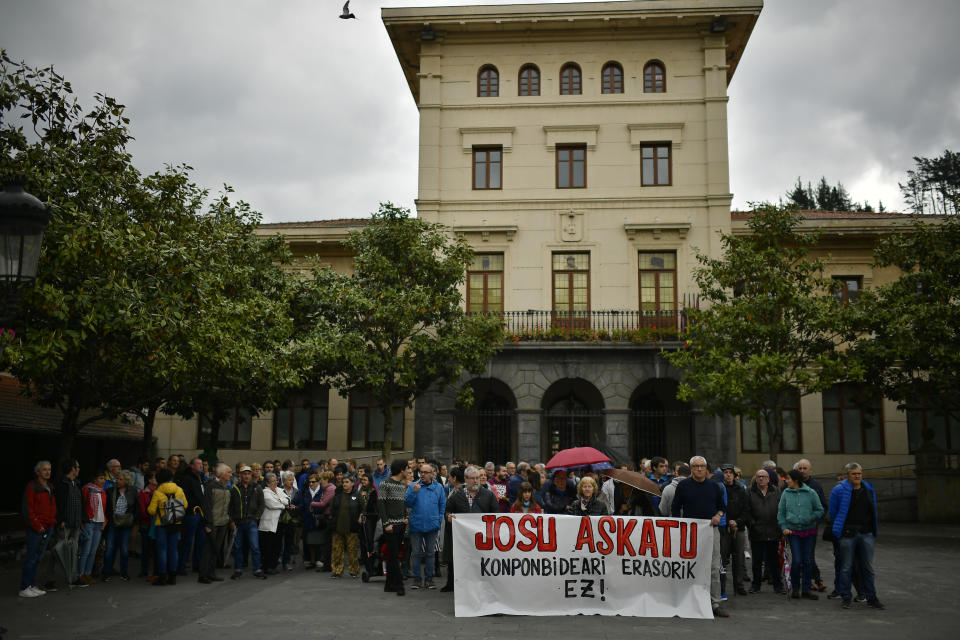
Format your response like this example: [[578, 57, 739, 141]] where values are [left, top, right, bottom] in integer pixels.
[[340, 1, 356, 20]]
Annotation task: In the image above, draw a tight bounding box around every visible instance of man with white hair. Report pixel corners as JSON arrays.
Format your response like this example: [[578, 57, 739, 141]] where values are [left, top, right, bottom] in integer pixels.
[[104, 458, 122, 490], [198, 463, 232, 583], [672, 456, 728, 618]]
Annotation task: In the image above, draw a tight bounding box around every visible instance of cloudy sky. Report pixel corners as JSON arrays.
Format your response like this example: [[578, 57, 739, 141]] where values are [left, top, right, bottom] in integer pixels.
[[2, 0, 958, 222]]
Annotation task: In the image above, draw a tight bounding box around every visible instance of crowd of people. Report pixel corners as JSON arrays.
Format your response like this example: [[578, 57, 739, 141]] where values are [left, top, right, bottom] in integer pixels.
[[19, 452, 884, 618]]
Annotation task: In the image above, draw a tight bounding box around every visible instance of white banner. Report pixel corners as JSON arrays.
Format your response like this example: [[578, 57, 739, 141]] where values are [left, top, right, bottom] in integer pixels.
[[452, 513, 713, 618]]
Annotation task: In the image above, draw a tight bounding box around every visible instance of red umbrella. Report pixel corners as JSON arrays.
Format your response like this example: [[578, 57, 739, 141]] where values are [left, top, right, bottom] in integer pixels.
[[545, 446, 612, 471]]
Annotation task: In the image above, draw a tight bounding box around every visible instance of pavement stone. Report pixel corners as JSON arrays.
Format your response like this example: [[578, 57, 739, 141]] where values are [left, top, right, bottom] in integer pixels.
[[0, 523, 957, 639]]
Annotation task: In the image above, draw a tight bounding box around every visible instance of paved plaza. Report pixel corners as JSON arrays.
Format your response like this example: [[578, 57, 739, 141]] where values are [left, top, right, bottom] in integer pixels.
[[1, 523, 957, 639]]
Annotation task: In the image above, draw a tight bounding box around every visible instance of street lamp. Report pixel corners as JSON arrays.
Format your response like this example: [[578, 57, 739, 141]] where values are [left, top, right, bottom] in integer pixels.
[[0, 180, 51, 328]]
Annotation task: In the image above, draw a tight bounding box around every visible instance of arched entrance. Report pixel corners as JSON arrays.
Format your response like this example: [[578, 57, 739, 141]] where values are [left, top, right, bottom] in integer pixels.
[[453, 378, 517, 464], [630, 378, 693, 463], [541, 378, 604, 456]]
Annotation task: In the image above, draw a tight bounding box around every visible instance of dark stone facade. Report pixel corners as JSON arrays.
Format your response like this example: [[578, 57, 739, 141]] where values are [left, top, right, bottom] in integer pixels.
[[414, 342, 735, 466]]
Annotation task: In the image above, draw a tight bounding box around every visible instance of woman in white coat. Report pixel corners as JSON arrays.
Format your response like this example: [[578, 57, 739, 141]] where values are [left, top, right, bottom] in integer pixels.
[[258, 473, 289, 574]]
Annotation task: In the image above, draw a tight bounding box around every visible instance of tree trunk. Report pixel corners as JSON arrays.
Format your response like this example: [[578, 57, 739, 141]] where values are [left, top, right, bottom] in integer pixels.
[[766, 402, 784, 465], [56, 404, 81, 472], [381, 404, 393, 460], [202, 413, 221, 462], [141, 404, 158, 460]]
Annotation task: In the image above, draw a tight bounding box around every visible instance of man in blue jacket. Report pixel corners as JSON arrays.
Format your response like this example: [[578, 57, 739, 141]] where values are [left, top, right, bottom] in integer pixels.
[[406, 463, 447, 590], [828, 462, 884, 610]]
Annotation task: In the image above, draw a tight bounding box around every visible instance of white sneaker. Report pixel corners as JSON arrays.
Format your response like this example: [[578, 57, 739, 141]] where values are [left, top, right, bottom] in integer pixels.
[[30, 585, 47, 596], [19, 587, 41, 598]]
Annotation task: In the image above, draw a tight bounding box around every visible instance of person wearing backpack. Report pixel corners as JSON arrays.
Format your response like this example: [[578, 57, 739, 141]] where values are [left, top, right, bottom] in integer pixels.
[[147, 469, 188, 586]]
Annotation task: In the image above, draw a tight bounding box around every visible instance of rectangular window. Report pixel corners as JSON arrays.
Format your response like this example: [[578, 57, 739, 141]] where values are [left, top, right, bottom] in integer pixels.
[[638, 251, 677, 328], [473, 146, 502, 190], [198, 408, 252, 450], [467, 253, 504, 313], [272, 385, 329, 449], [553, 253, 589, 328], [556, 145, 586, 189], [740, 392, 802, 453], [833, 276, 862, 304], [822, 384, 884, 454], [349, 392, 405, 451], [641, 144, 671, 186], [907, 399, 960, 453]]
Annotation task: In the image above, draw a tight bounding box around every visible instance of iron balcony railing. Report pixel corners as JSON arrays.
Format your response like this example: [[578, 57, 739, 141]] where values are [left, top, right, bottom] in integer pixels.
[[470, 295, 700, 337]]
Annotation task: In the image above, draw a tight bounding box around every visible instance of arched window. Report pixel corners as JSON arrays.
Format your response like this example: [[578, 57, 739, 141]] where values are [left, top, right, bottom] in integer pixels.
[[559, 63, 581, 95], [601, 61, 624, 94], [478, 65, 499, 97], [518, 64, 540, 96], [643, 60, 666, 93]]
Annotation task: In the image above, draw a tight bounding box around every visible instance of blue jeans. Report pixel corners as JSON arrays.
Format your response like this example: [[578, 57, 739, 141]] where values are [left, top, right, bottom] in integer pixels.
[[78, 522, 104, 576], [103, 525, 132, 576], [410, 529, 439, 581], [20, 528, 52, 589], [838, 533, 876, 601], [232, 521, 262, 572], [155, 526, 181, 574], [788, 534, 816, 593], [177, 513, 204, 572]]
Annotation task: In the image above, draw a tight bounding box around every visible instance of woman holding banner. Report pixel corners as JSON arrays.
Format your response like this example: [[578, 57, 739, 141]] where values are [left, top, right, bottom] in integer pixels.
[[565, 477, 608, 516]]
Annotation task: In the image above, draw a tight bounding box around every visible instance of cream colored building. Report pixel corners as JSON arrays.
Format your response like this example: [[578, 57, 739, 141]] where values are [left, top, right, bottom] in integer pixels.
[[150, 1, 922, 479]]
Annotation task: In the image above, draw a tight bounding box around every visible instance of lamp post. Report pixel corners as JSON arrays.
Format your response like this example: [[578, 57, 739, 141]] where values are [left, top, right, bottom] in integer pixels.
[[0, 180, 51, 332]]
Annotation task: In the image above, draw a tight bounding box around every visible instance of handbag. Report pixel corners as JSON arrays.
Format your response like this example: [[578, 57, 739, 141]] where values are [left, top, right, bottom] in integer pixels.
[[312, 512, 327, 530], [113, 513, 136, 528], [280, 507, 302, 528]]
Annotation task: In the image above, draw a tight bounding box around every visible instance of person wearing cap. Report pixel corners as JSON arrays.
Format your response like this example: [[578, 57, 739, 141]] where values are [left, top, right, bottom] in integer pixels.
[[229, 465, 266, 579], [720, 463, 748, 597]]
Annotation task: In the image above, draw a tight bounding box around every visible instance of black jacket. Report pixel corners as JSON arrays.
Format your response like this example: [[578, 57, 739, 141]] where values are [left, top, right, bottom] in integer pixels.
[[722, 481, 748, 524], [445, 486, 499, 516], [743, 483, 781, 541], [229, 482, 265, 524], [541, 480, 577, 514], [566, 495, 609, 516], [55, 475, 83, 528], [329, 487, 362, 534], [105, 485, 140, 525], [177, 470, 205, 517]]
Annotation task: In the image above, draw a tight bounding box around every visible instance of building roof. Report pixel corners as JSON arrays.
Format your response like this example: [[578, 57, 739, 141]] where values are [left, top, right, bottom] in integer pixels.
[[0, 376, 143, 441], [259, 218, 371, 229], [732, 210, 912, 220], [383, 0, 764, 103]]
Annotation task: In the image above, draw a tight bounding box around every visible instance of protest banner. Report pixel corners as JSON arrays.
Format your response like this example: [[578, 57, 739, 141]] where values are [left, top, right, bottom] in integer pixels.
[[452, 513, 713, 618]]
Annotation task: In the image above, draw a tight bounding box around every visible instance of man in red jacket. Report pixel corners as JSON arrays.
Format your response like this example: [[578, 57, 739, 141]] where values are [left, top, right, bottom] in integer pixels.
[[20, 460, 57, 598]]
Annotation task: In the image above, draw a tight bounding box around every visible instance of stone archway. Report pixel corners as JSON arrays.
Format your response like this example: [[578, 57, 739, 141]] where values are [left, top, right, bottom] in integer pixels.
[[453, 378, 517, 464], [629, 378, 693, 463], [541, 378, 605, 456]]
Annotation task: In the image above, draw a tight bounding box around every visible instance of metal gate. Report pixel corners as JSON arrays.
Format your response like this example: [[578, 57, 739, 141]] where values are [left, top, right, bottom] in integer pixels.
[[631, 410, 694, 463], [546, 409, 604, 456]]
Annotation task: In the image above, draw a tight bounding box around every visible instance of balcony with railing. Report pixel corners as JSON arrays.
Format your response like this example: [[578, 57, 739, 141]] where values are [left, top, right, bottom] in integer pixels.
[[470, 295, 699, 343]]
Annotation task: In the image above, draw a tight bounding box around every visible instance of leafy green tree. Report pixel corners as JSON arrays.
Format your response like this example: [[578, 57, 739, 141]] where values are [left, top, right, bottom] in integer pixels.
[[899, 149, 960, 216], [0, 52, 304, 465], [850, 191, 960, 437], [664, 204, 852, 462], [296, 204, 504, 458]]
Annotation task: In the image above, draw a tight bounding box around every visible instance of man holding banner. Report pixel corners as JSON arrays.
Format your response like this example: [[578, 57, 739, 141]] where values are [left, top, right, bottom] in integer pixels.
[[671, 456, 728, 618], [442, 465, 499, 592]]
